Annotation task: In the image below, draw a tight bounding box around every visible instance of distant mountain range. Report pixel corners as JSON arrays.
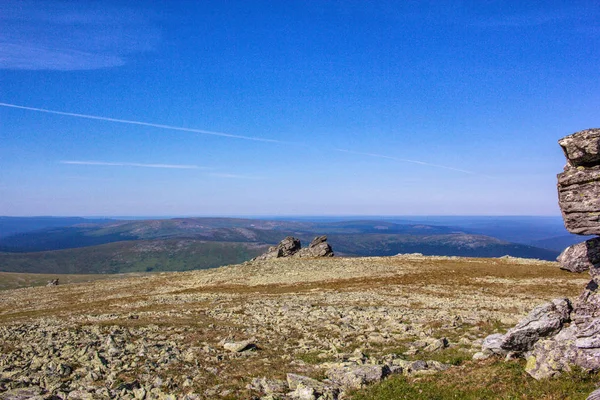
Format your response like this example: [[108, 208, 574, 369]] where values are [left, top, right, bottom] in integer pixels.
[[0, 217, 569, 274]]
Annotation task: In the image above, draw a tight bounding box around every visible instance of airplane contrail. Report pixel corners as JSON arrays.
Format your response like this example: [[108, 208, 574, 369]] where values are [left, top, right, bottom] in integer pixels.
[[1, 102, 483, 176], [0, 102, 287, 144], [333, 148, 482, 175], [60, 161, 204, 169]]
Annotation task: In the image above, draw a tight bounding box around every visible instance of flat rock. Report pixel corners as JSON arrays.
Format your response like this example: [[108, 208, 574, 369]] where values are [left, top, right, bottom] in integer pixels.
[[558, 238, 600, 273], [222, 339, 257, 352], [325, 364, 386, 390]]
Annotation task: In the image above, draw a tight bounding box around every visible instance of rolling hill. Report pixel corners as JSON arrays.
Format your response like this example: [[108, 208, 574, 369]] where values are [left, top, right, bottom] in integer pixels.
[[0, 217, 562, 274]]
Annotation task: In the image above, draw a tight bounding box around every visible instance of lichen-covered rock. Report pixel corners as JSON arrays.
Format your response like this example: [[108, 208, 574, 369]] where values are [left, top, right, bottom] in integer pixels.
[[558, 238, 600, 273], [500, 298, 572, 353], [559, 128, 600, 168], [525, 325, 579, 379], [325, 364, 386, 390]]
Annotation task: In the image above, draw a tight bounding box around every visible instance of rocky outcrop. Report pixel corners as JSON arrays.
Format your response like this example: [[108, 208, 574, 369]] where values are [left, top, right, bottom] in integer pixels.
[[295, 235, 334, 258], [558, 128, 600, 235], [252, 236, 333, 261], [479, 129, 600, 395]]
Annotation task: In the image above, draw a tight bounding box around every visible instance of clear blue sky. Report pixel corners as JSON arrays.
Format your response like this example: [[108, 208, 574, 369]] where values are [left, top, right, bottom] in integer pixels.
[[1, 0, 599, 216]]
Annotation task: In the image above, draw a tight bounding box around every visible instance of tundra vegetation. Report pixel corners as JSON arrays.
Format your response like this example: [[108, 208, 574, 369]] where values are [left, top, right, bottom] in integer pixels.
[[0, 255, 596, 399]]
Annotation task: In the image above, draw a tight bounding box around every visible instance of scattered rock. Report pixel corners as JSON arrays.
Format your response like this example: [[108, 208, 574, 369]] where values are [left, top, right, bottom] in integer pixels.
[[222, 339, 257, 352], [325, 364, 386, 390], [0, 387, 45, 400]]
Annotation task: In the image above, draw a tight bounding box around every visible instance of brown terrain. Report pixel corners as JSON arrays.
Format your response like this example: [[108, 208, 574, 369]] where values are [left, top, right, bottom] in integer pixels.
[[0, 255, 589, 399]]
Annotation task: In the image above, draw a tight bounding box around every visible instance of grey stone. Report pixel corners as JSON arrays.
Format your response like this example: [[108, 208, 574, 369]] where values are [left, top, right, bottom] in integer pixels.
[[587, 388, 600, 400], [295, 236, 334, 258], [253, 236, 333, 260], [0, 387, 45, 400], [558, 166, 600, 235], [481, 333, 506, 355], [326, 364, 386, 389], [500, 298, 571, 353], [252, 237, 302, 260], [286, 374, 326, 392], [222, 339, 257, 352], [558, 238, 600, 273], [559, 128, 600, 168]]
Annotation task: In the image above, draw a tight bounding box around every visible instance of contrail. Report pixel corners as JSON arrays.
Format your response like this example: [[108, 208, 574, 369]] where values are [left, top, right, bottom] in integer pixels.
[[1, 102, 483, 176], [60, 161, 203, 169], [0, 102, 286, 144], [334, 148, 483, 176]]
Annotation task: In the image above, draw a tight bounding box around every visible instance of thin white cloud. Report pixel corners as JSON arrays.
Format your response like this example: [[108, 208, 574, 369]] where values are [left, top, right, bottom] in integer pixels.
[[61, 161, 203, 170], [0, 1, 159, 70]]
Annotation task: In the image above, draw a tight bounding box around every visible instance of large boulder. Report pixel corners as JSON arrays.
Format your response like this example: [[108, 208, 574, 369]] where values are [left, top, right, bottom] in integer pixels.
[[557, 238, 600, 273], [500, 298, 571, 353]]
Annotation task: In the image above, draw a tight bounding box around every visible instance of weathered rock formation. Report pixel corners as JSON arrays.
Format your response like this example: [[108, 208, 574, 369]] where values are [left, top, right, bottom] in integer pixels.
[[252, 235, 334, 261], [558, 128, 600, 235], [479, 129, 600, 391]]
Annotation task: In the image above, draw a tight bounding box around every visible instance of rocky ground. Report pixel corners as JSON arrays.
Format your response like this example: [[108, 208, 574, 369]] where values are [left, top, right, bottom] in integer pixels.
[[0, 255, 589, 399]]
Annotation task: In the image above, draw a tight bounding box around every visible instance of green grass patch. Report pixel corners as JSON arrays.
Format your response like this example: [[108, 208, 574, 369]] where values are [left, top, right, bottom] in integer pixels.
[[352, 359, 599, 400]]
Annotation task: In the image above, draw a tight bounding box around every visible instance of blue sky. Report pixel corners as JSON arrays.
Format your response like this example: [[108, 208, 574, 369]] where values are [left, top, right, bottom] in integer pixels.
[[1, 0, 599, 216]]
